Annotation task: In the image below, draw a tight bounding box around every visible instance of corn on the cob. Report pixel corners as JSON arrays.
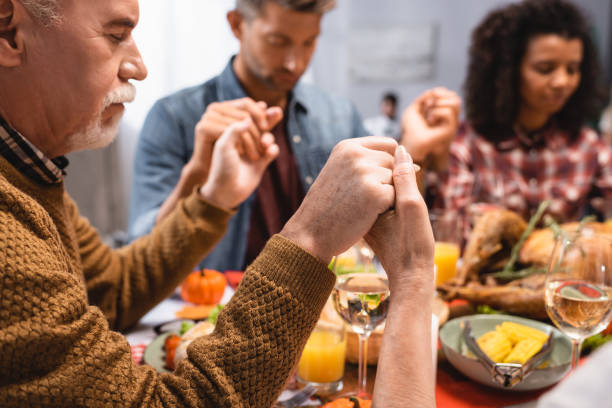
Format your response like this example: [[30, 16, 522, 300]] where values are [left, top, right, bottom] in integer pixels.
[[503, 338, 543, 364], [477, 331, 513, 363], [497, 322, 548, 345]]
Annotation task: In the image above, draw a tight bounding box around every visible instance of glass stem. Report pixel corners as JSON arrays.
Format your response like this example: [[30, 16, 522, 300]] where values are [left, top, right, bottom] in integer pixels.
[[571, 339, 582, 371], [357, 332, 371, 398]]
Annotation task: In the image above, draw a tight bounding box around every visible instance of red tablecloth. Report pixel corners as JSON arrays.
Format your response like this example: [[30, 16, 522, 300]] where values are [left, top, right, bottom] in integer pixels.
[[225, 270, 244, 289], [131, 343, 146, 365], [435, 360, 551, 407], [130, 288, 574, 407]]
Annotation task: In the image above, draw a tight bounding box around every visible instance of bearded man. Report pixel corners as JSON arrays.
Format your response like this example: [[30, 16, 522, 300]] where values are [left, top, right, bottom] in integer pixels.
[[0, 1, 436, 407]]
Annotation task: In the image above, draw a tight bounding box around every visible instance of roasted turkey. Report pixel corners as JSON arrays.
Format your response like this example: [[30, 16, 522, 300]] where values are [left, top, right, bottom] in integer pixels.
[[439, 209, 611, 320]]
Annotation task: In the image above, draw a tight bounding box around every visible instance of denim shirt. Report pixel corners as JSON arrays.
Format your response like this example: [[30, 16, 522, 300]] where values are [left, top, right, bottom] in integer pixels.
[[128, 59, 367, 271]]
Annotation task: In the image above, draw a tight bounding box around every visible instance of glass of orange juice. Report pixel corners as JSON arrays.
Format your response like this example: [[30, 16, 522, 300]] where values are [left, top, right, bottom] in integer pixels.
[[297, 321, 346, 395], [430, 210, 462, 286]]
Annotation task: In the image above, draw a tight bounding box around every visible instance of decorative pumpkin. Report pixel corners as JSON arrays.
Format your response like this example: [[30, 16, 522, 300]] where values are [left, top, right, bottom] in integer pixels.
[[180, 269, 226, 305]]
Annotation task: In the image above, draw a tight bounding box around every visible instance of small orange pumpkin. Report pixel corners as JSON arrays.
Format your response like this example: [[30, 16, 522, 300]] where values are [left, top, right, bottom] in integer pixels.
[[180, 269, 226, 305]]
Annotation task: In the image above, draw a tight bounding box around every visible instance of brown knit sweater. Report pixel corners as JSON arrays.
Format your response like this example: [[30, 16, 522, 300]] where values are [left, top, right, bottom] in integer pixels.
[[0, 155, 335, 407]]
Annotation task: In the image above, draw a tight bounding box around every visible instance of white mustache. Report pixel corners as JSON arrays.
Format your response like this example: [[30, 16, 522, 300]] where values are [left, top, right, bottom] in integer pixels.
[[102, 83, 136, 110]]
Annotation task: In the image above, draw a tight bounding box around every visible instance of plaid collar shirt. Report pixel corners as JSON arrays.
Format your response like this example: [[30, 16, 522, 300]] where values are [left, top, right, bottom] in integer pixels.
[[436, 122, 612, 222], [0, 115, 67, 184]]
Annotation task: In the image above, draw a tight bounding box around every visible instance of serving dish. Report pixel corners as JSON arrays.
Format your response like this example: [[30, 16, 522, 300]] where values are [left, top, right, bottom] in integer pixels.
[[440, 314, 572, 391]]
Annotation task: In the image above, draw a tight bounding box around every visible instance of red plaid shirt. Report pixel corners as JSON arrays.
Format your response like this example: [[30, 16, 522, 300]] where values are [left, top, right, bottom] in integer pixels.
[[434, 122, 612, 222]]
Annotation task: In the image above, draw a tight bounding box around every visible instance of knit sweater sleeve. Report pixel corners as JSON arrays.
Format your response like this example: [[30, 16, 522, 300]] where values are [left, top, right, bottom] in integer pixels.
[[0, 190, 335, 408], [73, 190, 232, 330]]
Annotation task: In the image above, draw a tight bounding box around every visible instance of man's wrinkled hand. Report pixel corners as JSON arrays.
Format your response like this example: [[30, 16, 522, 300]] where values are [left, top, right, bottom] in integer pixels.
[[280, 136, 398, 264], [366, 146, 435, 293]]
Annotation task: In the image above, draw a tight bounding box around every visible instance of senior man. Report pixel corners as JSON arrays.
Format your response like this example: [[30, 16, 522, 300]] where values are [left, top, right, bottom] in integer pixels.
[[0, 0, 436, 407], [128, 0, 460, 272]]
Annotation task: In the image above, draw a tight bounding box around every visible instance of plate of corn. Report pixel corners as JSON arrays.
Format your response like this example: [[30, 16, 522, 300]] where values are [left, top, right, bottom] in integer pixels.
[[440, 314, 572, 390]]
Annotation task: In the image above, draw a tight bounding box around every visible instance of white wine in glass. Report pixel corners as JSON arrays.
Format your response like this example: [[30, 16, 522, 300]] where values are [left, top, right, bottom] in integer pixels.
[[333, 273, 389, 398], [544, 230, 612, 370], [546, 281, 612, 339]]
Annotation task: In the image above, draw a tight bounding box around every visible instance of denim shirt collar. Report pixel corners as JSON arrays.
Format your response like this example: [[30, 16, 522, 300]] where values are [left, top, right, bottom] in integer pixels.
[[216, 57, 309, 114]]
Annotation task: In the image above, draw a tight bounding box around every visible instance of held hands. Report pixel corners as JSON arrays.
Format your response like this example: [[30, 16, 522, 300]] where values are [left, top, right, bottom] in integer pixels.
[[368, 147, 436, 408], [198, 119, 279, 211], [280, 137, 434, 290], [400, 87, 461, 172], [366, 146, 435, 293], [186, 97, 283, 182], [280, 137, 398, 264]]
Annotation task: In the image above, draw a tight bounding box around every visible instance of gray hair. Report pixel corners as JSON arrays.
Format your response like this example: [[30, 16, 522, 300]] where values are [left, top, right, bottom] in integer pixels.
[[236, 0, 336, 20], [19, 0, 62, 25]]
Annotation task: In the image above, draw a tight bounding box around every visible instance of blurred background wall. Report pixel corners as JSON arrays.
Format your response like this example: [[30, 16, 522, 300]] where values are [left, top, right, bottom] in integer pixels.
[[315, 0, 611, 117], [64, 0, 612, 243]]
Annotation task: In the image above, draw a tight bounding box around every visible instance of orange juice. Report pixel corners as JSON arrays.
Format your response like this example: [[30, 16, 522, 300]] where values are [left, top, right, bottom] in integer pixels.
[[434, 242, 460, 285], [298, 330, 346, 383]]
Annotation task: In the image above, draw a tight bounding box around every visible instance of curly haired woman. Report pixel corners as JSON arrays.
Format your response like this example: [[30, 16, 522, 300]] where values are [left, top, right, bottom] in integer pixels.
[[437, 0, 612, 222]]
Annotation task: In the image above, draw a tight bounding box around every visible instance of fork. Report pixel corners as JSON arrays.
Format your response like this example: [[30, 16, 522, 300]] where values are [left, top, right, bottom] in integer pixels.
[[276, 384, 317, 408]]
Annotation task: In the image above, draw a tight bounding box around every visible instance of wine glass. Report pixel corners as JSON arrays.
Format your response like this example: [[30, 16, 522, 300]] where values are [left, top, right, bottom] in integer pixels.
[[332, 242, 389, 399], [544, 229, 612, 371]]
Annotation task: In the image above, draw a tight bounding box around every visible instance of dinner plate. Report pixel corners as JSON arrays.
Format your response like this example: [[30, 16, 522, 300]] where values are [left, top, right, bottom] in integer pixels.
[[143, 332, 175, 373], [440, 314, 572, 391], [143, 319, 211, 373]]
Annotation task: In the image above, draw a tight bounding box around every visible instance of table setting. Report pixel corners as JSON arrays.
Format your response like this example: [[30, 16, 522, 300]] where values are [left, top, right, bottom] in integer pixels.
[[124, 206, 612, 407]]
